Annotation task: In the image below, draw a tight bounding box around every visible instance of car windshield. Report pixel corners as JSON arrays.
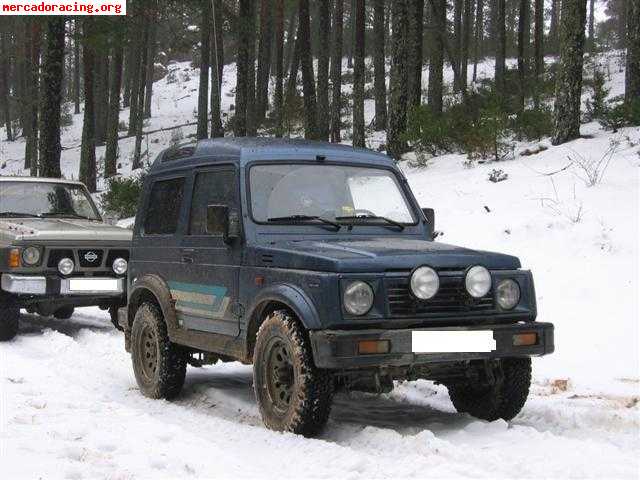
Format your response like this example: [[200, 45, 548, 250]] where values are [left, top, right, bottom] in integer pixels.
[[249, 164, 417, 225], [0, 181, 100, 220]]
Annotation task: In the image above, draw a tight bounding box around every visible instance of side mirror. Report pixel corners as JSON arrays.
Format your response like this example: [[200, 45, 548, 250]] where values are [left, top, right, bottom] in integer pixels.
[[422, 208, 435, 240], [207, 205, 241, 244]]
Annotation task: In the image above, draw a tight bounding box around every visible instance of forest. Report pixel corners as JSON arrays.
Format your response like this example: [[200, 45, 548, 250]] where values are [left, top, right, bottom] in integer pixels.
[[0, 0, 638, 200]]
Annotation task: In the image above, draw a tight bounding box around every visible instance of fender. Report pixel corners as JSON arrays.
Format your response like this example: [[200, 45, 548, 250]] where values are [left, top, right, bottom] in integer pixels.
[[127, 274, 180, 334], [247, 283, 323, 331]]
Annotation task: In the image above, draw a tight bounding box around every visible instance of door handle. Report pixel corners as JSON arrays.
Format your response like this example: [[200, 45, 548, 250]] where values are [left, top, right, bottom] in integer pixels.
[[181, 255, 194, 264], [181, 248, 195, 264]]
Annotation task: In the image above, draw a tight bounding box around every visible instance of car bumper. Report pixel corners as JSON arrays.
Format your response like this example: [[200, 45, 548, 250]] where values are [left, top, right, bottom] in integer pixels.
[[309, 322, 554, 369], [1, 273, 125, 297]]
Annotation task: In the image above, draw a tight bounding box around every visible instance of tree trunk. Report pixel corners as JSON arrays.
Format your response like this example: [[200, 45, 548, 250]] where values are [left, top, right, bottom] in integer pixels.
[[373, 0, 387, 130], [626, 0, 640, 103], [352, 0, 365, 147], [0, 27, 13, 141], [533, 0, 544, 106], [387, 0, 409, 159], [38, 18, 65, 179], [235, 0, 255, 137], [95, 55, 110, 145], [407, 0, 425, 107], [246, 0, 258, 136], [347, 0, 355, 68], [133, 20, 150, 170], [317, 0, 331, 140], [274, 0, 285, 137], [494, 0, 506, 92], [255, 0, 274, 124], [80, 19, 97, 192], [588, 0, 595, 51], [143, 20, 157, 119], [298, 0, 319, 139], [517, 0, 530, 111], [284, 6, 298, 72], [453, 0, 463, 91], [461, 0, 473, 92], [127, 32, 142, 136], [549, 0, 560, 54], [285, 24, 301, 111], [472, 0, 484, 82], [210, 0, 224, 138], [427, 0, 445, 114], [105, 41, 123, 179], [552, 0, 587, 145], [73, 20, 81, 114], [197, 0, 211, 140], [24, 20, 41, 173], [122, 40, 133, 108], [330, 0, 344, 142]]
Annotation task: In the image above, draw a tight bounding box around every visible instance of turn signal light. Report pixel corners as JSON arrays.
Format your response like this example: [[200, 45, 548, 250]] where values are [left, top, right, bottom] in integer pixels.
[[8, 249, 21, 268], [357, 340, 390, 355], [513, 332, 537, 346]]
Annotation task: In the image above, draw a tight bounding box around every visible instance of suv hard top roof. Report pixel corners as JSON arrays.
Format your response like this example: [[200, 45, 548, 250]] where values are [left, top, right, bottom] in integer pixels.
[[0, 176, 86, 186], [150, 137, 395, 174]]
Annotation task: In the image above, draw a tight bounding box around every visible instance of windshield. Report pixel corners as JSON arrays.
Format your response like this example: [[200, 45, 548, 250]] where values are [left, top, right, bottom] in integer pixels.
[[0, 181, 100, 220], [249, 164, 417, 224]]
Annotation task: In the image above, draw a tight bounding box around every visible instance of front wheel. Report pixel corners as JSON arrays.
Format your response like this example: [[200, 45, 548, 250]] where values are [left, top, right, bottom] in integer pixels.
[[53, 306, 74, 320], [0, 300, 19, 341], [447, 357, 532, 421], [131, 303, 186, 399], [253, 310, 334, 436]]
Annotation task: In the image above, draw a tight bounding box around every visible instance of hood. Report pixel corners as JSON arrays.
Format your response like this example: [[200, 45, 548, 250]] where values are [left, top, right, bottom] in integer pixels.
[[254, 237, 520, 273], [0, 218, 132, 243]]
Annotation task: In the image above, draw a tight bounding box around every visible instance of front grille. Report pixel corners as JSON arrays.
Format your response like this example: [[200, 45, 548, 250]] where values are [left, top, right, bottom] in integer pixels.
[[386, 275, 494, 317], [78, 249, 104, 267]]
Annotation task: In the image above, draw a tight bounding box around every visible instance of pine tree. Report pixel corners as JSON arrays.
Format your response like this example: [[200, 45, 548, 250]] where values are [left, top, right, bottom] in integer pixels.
[[105, 39, 123, 179], [127, 27, 142, 136], [73, 20, 81, 115], [461, 0, 473, 91], [317, 0, 331, 140], [143, 20, 157, 119], [298, 0, 319, 139], [453, 0, 463, 91], [552, 0, 588, 145], [533, 0, 544, 105], [274, 0, 285, 137], [472, 0, 484, 82], [94, 55, 110, 145], [210, 0, 224, 138], [427, 0, 445, 114], [0, 26, 13, 141], [256, 0, 274, 124], [246, 0, 257, 136], [38, 18, 66, 179], [517, 0, 530, 111], [373, 0, 387, 130], [626, 0, 640, 103], [330, 0, 344, 142], [24, 20, 41, 173], [197, 0, 211, 140], [548, 0, 560, 53], [352, 0, 366, 147], [588, 0, 595, 51], [407, 0, 425, 106], [132, 18, 150, 170], [387, 0, 409, 159], [494, 0, 506, 92], [235, 0, 255, 137], [79, 19, 97, 192]]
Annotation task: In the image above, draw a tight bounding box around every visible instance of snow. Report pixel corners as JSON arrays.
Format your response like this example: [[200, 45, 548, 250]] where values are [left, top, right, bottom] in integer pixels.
[[1, 53, 639, 478]]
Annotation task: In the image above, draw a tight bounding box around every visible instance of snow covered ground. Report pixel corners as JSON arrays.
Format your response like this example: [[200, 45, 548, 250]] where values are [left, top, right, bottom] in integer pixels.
[[1, 54, 639, 478]]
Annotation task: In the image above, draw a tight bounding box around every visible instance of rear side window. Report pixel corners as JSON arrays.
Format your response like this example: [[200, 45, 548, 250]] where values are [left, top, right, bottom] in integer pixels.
[[144, 178, 185, 235], [189, 169, 237, 235]]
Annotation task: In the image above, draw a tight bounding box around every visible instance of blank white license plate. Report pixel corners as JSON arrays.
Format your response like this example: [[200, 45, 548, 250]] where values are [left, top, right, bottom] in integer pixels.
[[412, 330, 496, 353], [68, 278, 120, 292]]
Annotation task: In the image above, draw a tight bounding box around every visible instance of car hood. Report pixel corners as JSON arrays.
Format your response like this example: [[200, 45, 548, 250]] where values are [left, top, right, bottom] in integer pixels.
[[254, 236, 520, 272], [0, 218, 132, 243]]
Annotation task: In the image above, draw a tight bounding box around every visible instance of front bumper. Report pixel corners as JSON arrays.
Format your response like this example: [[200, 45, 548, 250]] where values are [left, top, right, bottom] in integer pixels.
[[310, 322, 554, 369], [1, 273, 125, 297]]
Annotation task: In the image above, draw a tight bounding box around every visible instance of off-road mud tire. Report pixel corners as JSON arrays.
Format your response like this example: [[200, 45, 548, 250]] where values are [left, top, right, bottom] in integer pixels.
[[131, 302, 186, 399], [0, 300, 19, 341], [253, 310, 334, 436], [109, 306, 123, 331], [447, 357, 532, 421], [53, 306, 75, 320]]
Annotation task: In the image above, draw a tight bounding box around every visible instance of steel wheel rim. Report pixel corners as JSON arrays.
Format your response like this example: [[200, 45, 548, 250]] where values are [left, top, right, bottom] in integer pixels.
[[138, 324, 159, 381], [265, 338, 294, 413]]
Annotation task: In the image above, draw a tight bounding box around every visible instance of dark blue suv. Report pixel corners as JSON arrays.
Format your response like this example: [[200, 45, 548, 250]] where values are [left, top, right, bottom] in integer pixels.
[[119, 138, 554, 436]]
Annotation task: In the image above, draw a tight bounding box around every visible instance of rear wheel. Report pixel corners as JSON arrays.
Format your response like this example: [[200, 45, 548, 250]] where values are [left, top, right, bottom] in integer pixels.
[[0, 298, 19, 341], [447, 358, 532, 421], [131, 303, 186, 399], [253, 310, 334, 436], [53, 306, 74, 320]]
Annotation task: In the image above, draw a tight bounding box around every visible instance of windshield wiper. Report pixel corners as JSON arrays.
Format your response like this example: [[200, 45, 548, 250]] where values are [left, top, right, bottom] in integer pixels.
[[0, 211, 41, 218], [335, 214, 405, 231], [267, 215, 341, 231], [40, 212, 95, 221]]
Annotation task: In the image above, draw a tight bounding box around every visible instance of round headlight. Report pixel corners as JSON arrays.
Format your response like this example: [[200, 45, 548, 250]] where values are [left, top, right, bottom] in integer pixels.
[[496, 279, 520, 310], [22, 246, 41, 265], [465, 265, 492, 298], [410, 266, 439, 300], [343, 281, 374, 315], [58, 257, 74, 276], [112, 257, 128, 275]]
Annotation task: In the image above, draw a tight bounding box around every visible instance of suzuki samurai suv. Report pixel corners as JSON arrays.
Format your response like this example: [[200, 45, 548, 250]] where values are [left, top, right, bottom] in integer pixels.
[[120, 138, 554, 436], [0, 177, 131, 340]]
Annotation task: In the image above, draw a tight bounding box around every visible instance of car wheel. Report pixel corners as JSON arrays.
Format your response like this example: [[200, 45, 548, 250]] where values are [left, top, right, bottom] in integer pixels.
[[131, 302, 186, 399], [253, 310, 334, 436], [0, 299, 20, 341], [53, 306, 75, 320], [109, 306, 123, 331], [447, 357, 532, 421]]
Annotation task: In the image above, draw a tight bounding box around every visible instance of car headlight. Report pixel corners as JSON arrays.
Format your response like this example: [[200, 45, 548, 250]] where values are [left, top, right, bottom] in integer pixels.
[[410, 266, 439, 300], [343, 281, 374, 315], [21, 246, 41, 266], [465, 265, 492, 298], [58, 257, 74, 276], [112, 257, 128, 275], [496, 279, 520, 310]]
